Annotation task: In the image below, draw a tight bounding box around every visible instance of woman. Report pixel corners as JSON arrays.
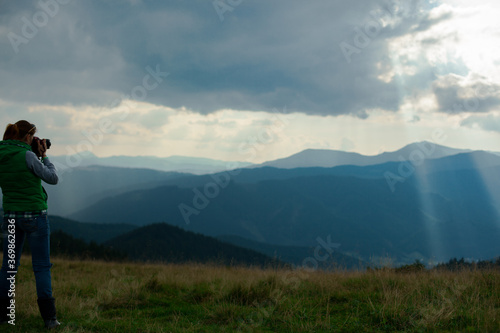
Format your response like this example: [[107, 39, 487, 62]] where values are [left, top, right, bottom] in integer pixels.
[[0, 120, 60, 329]]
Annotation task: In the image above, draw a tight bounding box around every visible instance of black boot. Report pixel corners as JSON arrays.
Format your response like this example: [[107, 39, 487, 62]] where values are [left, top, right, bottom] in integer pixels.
[[37, 297, 60, 329], [0, 297, 12, 324]]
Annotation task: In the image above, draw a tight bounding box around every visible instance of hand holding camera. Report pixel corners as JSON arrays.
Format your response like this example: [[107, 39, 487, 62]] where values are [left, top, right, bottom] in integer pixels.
[[31, 137, 51, 158]]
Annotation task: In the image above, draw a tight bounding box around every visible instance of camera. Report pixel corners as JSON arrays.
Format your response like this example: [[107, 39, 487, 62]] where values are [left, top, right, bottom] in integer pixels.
[[31, 137, 51, 157]]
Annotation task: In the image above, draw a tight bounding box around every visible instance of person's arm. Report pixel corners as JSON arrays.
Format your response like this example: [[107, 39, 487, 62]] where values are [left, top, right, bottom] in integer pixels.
[[25, 151, 59, 185]]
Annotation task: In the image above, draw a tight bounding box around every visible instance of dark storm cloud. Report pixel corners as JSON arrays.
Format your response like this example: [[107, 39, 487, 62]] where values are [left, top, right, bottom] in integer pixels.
[[0, 0, 445, 116]]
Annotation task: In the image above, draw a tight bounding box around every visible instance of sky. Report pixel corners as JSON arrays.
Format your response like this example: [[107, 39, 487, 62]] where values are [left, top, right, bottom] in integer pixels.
[[1, 0, 500, 163]]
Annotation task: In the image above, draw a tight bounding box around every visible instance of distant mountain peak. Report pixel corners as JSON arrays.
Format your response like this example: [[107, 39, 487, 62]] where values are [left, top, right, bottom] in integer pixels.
[[50, 152, 252, 175], [257, 142, 474, 169]]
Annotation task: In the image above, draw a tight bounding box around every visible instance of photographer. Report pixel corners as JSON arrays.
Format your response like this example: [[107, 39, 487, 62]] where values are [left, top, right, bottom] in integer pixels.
[[0, 120, 60, 329]]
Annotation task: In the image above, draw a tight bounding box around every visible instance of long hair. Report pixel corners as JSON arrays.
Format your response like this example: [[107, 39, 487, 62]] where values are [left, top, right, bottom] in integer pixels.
[[3, 120, 37, 141]]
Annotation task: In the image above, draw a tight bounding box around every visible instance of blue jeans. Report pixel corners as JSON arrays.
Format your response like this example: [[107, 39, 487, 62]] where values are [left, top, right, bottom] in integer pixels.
[[0, 214, 53, 299]]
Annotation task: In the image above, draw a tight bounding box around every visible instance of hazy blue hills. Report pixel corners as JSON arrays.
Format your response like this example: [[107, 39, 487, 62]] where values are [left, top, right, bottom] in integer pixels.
[[43, 166, 189, 216], [35, 143, 500, 218], [69, 176, 500, 264], [50, 152, 252, 175], [37, 150, 500, 218], [101, 150, 500, 193], [67, 149, 500, 265], [257, 141, 470, 169]]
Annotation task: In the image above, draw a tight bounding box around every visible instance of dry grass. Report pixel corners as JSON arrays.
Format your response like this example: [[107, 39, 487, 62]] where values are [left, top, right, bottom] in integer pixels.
[[3, 255, 500, 332]]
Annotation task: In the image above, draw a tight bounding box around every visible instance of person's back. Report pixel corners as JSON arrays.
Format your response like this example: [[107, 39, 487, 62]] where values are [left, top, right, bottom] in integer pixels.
[[0, 120, 60, 329], [0, 139, 51, 211]]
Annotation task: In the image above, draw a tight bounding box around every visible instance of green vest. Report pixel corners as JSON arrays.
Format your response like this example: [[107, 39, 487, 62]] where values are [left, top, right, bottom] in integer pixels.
[[0, 140, 48, 211]]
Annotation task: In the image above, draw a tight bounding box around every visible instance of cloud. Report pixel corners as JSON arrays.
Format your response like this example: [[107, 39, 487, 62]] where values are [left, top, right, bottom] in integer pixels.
[[433, 73, 500, 114], [461, 114, 500, 133], [0, 0, 450, 117], [134, 108, 171, 130]]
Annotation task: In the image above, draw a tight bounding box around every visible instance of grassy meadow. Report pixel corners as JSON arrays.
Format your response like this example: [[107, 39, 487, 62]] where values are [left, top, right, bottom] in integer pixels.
[[1, 255, 499, 332]]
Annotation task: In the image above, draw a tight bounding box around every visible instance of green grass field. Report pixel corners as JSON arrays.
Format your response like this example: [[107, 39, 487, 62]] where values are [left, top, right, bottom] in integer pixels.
[[2, 255, 499, 332]]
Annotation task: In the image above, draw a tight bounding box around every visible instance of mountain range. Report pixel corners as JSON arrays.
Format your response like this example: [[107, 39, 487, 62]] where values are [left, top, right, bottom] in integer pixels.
[[49, 141, 471, 173], [49, 151, 253, 175], [2, 141, 500, 267], [257, 141, 471, 169], [68, 163, 500, 264], [37, 141, 483, 217]]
